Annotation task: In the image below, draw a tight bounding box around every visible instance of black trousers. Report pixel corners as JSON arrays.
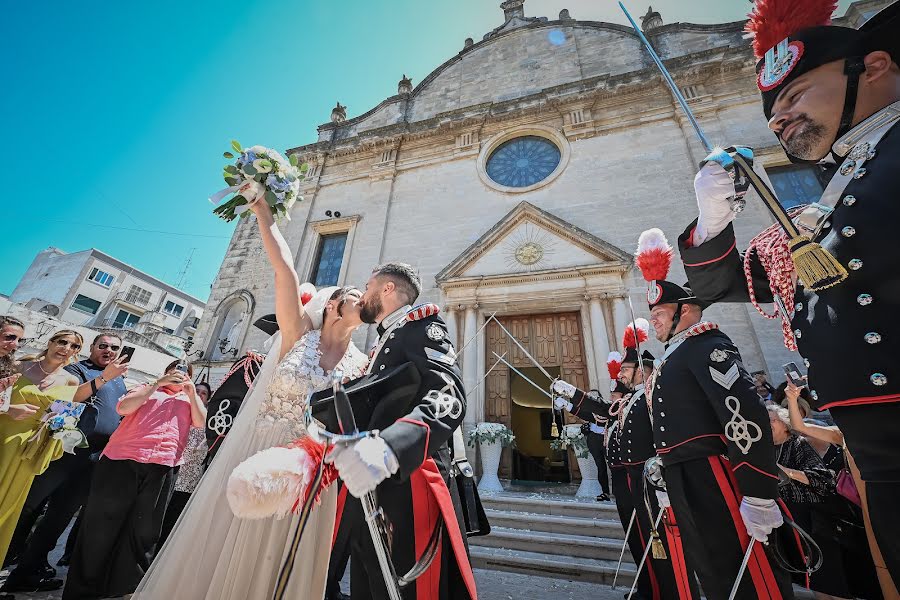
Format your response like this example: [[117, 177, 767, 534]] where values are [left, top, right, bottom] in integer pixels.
[[830, 403, 900, 585], [326, 487, 352, 599], [585, 431, 609, 495], [62, 458, 176, 600], [6, 449, 94, 576], [665, 455, 794, 600], [623, 463, 699, 600], [157, 490, 191, 549]]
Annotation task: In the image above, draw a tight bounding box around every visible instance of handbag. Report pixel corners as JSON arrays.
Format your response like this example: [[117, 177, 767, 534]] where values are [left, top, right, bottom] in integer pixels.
[[836, 467, 862, 507], [451, 428, 490, 537]]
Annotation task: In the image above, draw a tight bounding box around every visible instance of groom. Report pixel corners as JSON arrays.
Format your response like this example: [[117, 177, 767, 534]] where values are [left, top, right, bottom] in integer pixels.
[[327, 262, 477, 600]]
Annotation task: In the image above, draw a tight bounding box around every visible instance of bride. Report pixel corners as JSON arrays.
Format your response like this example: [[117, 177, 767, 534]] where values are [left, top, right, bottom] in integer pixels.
[[133, 197, 368, 599]]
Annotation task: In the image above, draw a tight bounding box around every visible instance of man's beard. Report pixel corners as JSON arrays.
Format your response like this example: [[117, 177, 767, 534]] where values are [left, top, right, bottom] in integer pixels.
[[359, 297, 382, 325], [781, 116, 829, 160]]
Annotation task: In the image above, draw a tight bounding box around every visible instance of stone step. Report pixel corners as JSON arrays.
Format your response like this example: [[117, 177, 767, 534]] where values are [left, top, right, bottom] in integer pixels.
[[483, 507, 625, 538], [480, 493, 620, 520], [469, 545, 637, 586], [471, 526, 630, 562]]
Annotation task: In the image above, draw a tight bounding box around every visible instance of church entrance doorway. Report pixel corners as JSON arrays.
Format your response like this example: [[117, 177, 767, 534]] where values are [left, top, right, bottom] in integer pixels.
[[484, 312, 589, 485]]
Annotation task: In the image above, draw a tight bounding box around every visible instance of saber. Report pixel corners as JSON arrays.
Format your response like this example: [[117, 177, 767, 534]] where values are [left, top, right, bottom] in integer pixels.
[[727, 539, 756, 600], [488, 316, 563, 434], [626, 296, 648, 384], [453, 311, 497, 365], [330, 371, 403, 600], [619, 2, 748, 213], [612, 509, 637, 590], [619, 2, 711, 152], [491, 352, 552, 399], [468, 352, 507, 397], [626, 507, 666, 600]]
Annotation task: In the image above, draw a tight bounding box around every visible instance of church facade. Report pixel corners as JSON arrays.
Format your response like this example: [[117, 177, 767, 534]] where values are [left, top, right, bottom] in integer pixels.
[[194, 0, 887, 481]]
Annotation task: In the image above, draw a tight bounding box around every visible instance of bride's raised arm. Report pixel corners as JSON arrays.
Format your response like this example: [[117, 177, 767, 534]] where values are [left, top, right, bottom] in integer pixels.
[[249, 199, 311, 359]]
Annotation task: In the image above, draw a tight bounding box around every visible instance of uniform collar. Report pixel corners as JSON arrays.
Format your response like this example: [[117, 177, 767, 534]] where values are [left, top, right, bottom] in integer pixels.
[[831, 99, 900, 158], [376, 304, 411, 337], [634, 383, 645, 391]]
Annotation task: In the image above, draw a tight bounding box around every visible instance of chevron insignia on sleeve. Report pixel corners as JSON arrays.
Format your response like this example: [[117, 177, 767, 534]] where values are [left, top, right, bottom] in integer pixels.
[[425, 345, 457, 366], [709, 363, 740, 390]]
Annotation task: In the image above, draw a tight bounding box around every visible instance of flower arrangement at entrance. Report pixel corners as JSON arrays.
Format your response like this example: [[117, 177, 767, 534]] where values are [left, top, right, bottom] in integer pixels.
[[550, 424, 589, 458], [210, 141, 307, 222], [469, 422, 515, 494], [466, 422, 516, 448]]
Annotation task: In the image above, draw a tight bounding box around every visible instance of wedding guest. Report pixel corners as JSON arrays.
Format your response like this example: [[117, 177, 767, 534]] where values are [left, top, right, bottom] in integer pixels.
[[3, 334, 129, 593], [0, 316, 33, 421], [0, 330, 81, 572], [785, 383, 899, 598], [62, 360, 206, 600], [158, 381, 211, 547]]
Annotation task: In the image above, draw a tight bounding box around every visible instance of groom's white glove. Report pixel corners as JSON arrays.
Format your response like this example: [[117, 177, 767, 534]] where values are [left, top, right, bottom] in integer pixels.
[[326, 434, 399, 498], [693, 161, 739, 245], [554, 396, 573, 412], [740, 497, 783, 542]]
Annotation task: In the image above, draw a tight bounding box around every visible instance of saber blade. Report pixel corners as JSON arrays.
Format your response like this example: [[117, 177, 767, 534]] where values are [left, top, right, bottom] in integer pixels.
[[492, 352, 552, 399], [612, 509, 637, 590], [619, 2, 711, 152], [626, 507, 665, 599], [728, 539, 756, 600]]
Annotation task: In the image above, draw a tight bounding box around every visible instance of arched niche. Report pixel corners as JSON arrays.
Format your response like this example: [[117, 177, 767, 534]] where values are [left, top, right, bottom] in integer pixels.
[[207, 290, 255, 361]]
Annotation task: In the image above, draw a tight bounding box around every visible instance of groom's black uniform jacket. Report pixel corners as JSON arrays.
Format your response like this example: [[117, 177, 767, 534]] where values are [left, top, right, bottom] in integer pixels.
[[312, 304, 477, 600]]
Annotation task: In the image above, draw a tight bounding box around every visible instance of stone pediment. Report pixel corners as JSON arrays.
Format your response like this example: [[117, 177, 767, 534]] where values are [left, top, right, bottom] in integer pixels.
[[436, 202, 632, 283]]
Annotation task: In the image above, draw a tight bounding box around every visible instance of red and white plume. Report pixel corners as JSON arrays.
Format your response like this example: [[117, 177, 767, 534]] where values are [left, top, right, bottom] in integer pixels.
[[636, 228, 673, 283], [607, 351, 623, 381], [298, 282, 316, 306], [745, 0, 837, 58], [622, 319, 650, 350]]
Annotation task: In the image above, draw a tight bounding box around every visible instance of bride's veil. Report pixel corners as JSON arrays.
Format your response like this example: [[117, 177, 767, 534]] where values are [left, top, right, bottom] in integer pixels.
[[133, 333, 284, 596]]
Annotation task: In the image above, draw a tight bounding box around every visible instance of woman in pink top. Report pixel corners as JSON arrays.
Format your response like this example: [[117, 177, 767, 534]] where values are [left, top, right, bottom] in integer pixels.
[[62, 360, 206, 600]]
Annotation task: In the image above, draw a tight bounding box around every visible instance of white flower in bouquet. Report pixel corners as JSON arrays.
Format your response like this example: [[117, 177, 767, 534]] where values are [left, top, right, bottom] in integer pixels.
[[210, 140, 308, 222]]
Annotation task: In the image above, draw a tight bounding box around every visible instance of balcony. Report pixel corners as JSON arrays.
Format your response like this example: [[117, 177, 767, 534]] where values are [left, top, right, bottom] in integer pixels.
[[94, 318, 137, 331], [113, 291, 152, 313]]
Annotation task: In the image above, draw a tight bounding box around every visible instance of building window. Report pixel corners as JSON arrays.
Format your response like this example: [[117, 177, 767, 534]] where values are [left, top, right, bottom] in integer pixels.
[[113, 310, 139, 329], [485, 136, 561, 188], [311, 233, 348, 286], [767, 165, 827, 209], [87, 268, 115, 287], [125, 285, 152, 306], [163, 300, 184, 317], [71, 294, 101, 315]]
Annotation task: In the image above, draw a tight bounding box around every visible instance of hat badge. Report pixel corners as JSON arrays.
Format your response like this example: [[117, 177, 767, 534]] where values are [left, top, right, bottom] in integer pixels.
[[758, 39, 805, 92], [647, 281, 663, 305]]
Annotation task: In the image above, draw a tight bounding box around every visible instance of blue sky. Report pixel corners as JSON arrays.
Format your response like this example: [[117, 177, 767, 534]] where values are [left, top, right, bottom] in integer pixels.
[[3, 0, 853, 301]]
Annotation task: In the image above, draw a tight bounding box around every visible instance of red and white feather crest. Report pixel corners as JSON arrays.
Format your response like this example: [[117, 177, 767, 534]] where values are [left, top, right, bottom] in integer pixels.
[[607, 351, 623, 380], [745, 0, 836, 59], [636, 228, 673, 283], [622, 319, 650, 350]]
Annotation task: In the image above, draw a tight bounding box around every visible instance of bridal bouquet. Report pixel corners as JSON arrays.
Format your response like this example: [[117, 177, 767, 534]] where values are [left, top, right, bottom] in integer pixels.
[[210, 141, 307, 222], [24, 399, 88, 460]]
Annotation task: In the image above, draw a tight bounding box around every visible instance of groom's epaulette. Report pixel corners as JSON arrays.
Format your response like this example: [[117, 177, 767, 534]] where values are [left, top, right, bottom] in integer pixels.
[[406, 303, 440, 322]]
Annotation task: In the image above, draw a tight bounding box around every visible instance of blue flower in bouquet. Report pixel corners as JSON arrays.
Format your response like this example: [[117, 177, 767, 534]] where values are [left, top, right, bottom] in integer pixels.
[[48, 414, 66, 430], [265, 173, 292, 195]]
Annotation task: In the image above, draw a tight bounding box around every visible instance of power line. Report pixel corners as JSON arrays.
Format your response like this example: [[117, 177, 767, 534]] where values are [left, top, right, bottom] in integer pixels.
[[48, 220, 232, 239]]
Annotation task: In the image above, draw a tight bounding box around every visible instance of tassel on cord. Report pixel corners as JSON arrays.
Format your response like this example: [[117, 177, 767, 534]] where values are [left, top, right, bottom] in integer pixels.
[[651, 530, 668, 560], [788, 236, 848, 291]]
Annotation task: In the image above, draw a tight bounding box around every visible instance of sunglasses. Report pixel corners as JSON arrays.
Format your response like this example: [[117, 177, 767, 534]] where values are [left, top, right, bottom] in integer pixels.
[[1, 333, 22, 342], [96, 343, 121, 351], [54, 339, 82, 351]]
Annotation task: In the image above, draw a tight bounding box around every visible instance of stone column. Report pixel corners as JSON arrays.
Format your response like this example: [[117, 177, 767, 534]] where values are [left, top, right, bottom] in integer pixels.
[[580, 297, 599, 389], [612, 295, 629, 343], [462, 305, 479, 425], [444, 305, 459, 350], [589, 295, 611, 392]]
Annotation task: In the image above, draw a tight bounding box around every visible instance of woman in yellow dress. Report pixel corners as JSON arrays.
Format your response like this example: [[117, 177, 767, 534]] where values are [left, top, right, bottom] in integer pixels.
[[0, 328, 82, 567]]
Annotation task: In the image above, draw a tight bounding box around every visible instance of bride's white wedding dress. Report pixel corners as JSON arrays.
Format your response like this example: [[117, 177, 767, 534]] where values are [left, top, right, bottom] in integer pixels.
[[133, 330, 368, 600]]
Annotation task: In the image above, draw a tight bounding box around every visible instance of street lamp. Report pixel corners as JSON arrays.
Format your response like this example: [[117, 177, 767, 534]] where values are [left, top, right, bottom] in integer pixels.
[[35, 320, 54, 340]]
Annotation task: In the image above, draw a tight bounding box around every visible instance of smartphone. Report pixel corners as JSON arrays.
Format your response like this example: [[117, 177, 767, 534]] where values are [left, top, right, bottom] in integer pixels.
[[175, 360, 189, 374], [782, 362, 805, 387], [120, 346, 136, 363]]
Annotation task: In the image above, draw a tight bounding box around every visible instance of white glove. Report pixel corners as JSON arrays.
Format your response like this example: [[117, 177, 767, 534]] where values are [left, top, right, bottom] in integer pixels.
[[326, 435, 400, 498], [693, 161, 738, 245], [739, 497, 783, 542], [552, 380, 577, 399], [554, 397, 574, 412], [655, 490, 671, 509]]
